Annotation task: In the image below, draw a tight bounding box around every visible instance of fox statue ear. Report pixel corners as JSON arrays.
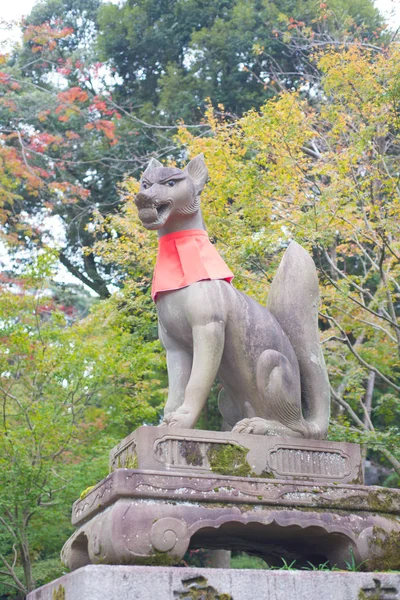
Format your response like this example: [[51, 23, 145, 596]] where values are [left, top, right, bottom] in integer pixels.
[[184, 154, 208, 193], [143, 157, 163, 174]]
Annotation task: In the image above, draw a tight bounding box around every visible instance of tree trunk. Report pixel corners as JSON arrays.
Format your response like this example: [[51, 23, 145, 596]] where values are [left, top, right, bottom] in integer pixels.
[[83, 253, 111, 299], [328, 241, 338, 281], [20, 537, 35, 593], [363, 371, 375, 428], [59, 251, 111, 298], [361, 370, 375, 477]]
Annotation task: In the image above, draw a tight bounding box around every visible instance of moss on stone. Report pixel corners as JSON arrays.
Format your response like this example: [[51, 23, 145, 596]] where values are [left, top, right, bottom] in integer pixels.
[[52, 585, 65, 600], [207, 443, 251, 477], [176, 575, 232, 599], [79, 485, 95, 500], [124, 453, 139, 469], [133, 551, 178, 567], [349, 475, 363, 485], [366, 527, 400, 571], [259, 470, 276, 479], [290, 485, 399, 515], [363, 489, 398, 513], [357, 577, 396, 600], [358, 591, 380, 600]]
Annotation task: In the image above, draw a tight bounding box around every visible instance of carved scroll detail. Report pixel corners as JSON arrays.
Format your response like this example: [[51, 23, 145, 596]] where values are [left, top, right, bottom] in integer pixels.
[[150, 517, 189, 557]]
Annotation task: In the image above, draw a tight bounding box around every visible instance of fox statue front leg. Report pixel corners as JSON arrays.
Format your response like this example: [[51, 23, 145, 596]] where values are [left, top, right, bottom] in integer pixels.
[[159, 287, 227, 429], [158, 325, 192, 417]]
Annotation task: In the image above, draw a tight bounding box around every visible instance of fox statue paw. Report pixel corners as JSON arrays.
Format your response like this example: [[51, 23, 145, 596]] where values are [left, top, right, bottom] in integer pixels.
[[232, 417, 275, 435], [162, 406, 197, 429], [232, 417, 304, 437]]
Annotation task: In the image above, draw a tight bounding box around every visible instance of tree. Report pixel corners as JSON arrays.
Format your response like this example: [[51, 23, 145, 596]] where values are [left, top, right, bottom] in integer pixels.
[[96, 41, 400, 476], [97, 0, 383, 119], [0, 0, 384, 298], [0, 252, 165, 596]]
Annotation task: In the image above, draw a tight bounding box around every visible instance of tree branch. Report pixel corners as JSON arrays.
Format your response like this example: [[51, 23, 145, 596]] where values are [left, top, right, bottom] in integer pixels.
[[59, 251, 108, 297], [323, 313, 400, 393]]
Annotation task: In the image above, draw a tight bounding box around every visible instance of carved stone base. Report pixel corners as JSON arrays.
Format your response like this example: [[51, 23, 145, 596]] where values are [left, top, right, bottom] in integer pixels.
[[62, 467, 400, 571]]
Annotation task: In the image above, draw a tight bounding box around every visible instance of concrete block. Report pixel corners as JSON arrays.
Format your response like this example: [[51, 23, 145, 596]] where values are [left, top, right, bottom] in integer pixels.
[[27, 565, 400, 600]]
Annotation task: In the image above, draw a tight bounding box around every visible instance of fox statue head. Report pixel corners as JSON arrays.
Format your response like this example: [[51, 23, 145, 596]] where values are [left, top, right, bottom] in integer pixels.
[[135, 154, 208, 230]]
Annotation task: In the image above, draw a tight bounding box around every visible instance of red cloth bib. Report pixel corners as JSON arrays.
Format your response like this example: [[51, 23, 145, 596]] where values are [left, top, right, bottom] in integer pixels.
[[152, 229, 234, 301]]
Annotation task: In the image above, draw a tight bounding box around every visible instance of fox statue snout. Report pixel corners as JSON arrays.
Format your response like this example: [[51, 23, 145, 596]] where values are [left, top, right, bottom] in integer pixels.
[[135, 154, 330, 438], [135, 188, 173, 230]]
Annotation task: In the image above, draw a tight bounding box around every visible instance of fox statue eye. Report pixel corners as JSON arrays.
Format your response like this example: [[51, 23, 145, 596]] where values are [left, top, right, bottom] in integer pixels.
[[142, 182, 149, 190], [165, 180, 176, 187]]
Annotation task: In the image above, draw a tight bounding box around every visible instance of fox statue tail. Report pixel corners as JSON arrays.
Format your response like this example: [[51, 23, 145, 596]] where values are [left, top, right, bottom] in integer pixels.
[[267, 242, 330, 439]]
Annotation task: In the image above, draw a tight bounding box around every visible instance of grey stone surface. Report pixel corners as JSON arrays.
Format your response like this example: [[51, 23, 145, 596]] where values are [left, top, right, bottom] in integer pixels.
[[62, 465, 400, 572], [135, 155, 330, 439], [267, 240, 330, 439], [109, 426, 364, 484], [71, 466, 400, 529], [27, 566, 400, 600]]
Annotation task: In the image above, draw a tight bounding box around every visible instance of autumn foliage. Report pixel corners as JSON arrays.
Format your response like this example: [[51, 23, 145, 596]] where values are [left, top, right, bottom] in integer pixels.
[[0, 21, 122, 258]]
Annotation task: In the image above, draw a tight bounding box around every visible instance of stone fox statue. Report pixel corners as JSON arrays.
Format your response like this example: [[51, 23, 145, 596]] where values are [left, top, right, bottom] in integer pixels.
[[135, 154, 330, 439]]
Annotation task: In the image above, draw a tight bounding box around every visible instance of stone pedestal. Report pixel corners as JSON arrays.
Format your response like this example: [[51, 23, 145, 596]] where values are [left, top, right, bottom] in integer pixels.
[[109, 426, 364, 483], [61, 427, 400, 572], [27, 566, 400, 600]]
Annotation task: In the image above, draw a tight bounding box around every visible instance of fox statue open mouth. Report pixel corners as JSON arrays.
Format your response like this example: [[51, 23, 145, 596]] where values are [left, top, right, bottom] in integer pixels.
[[135, 194, 172, 229], [134, 154, 330, 438]]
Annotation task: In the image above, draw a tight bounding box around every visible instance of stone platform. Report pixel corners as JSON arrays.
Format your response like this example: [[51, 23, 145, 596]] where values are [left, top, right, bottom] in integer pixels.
[[61, 427, 400, 572], [27, 566, 400, 600]]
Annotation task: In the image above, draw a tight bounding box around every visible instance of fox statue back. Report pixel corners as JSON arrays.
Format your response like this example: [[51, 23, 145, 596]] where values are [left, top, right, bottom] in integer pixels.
[[135, 154, 330, 438]]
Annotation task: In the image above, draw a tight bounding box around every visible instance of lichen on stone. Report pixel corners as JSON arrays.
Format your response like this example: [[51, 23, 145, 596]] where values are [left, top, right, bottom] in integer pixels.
[[337, 487, 399, 514], [179, 441, 204, 467]]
